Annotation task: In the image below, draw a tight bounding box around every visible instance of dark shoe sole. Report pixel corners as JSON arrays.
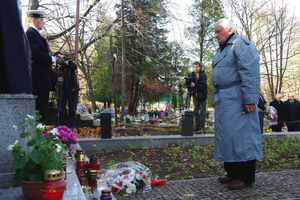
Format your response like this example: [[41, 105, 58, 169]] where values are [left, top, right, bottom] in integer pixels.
[[227, 184, 248, 189], [218, 177, 234, 183]]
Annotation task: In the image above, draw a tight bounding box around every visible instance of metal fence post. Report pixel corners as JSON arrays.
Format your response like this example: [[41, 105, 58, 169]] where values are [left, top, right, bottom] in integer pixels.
[[100, 110, 111, 139], [181, 109, 194, 136]]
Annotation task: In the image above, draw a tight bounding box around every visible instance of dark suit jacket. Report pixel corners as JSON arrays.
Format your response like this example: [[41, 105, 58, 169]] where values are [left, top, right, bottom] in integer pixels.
[[26, 27, 53, 90], [283, 99, 300, 122]]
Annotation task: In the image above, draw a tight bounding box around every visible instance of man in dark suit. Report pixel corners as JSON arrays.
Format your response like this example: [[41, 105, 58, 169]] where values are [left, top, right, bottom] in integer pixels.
[[270, 93, 285, 132], [26, 10, 55, 122], [284, 93, 300, 132]]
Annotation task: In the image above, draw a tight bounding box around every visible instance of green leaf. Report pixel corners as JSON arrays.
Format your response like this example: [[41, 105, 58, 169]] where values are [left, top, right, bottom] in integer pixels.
[[30, 149, 48, 164], [20, 131, 31, 138], [29, 173, 42, 183], [27, 139, 37, 147], [24, 158, 37, 169], [43, 162, 59, 171], [13, 157, 27, 169], [54, 152, 62, 162], [12, 149, 22, 158], [27, 120, 35, 128], [35, 136, 46, 144], [43, 139, 51, 146]]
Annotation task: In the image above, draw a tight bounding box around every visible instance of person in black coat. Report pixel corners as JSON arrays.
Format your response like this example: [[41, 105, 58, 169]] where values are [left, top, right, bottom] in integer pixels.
[[270, 93, 285, 132], [0, 1, 32, 94], [189, 62, 208, 133], [26, 10, 55, 122], [284, 93, 300, 132], [54, 52, 80, 129]]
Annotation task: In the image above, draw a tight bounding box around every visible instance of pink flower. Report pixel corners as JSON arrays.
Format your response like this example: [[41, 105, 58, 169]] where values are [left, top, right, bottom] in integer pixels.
[[69, 146, 74, 151], [61, 136, 68, 142]]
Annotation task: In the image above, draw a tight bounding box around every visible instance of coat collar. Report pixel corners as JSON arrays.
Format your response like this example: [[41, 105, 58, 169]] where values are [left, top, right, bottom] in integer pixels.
[[212, 34, 241, 68]]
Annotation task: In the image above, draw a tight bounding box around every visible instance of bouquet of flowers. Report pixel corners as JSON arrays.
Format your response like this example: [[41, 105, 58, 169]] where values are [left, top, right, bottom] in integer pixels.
[[103, 161, 152, 194], [42, 126, 78, 151], [264, 105, 278, 125]]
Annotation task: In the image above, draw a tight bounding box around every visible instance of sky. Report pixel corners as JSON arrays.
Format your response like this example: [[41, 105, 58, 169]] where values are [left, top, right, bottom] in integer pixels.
[[19, 0, 300, 45]]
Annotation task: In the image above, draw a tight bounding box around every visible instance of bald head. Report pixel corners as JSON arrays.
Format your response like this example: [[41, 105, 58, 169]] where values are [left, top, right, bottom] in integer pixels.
[[275, 93, 282, 101]]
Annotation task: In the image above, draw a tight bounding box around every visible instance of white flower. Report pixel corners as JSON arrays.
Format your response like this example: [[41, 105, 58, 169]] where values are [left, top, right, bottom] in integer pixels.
[[7, 144, 14, 151], [50, 128, 58, 134], [124, 183, 136, 193], [55, 144, 62, 152], [128, 183, 136, 193], [27, 114, 34, 119], [123, 180, 131, 186], [14, 140, 18, 145], [36, 124, 45, 130], [13, 125, 18, 130], [125, 187, 132, 194], [136, 173, 142, 180]]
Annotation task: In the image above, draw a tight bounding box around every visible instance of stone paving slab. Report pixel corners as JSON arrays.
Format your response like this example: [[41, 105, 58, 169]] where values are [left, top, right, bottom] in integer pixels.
[[114, 170, 300, 200]]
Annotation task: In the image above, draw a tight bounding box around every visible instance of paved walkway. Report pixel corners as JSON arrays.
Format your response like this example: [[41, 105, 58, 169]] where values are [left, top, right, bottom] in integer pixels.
[[114, 170, 300, 200], [1, 170, 300, 199]]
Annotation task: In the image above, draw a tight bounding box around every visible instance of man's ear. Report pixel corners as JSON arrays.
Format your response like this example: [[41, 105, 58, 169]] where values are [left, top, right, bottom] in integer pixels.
[[229, 27, 234, 35]]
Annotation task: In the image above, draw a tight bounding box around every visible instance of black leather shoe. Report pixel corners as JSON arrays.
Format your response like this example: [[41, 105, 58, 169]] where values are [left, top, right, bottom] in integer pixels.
[[227, 179, 248, 189], [193, 126, 201, 131], [218, 176, 234, 183]]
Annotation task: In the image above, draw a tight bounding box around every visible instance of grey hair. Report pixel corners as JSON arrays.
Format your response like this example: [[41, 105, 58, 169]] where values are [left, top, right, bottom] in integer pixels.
[[275, 93, 282, 98], [214, 18, 236, 33]]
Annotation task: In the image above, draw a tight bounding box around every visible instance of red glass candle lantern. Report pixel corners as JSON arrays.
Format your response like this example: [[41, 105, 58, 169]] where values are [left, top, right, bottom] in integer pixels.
[[76, 168, 85, 181], [88, 153, 100, 170], [75, 149, 84, 161], [76, 152, 86, 172], [87, 170, 98, 193], [39, 170, 66, 200]]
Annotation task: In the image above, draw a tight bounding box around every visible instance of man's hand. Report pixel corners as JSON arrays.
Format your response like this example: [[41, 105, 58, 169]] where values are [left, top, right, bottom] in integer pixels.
[[244, 104, 256, 113], [190, 82, 195, 87], [58, 77, 63, 82]]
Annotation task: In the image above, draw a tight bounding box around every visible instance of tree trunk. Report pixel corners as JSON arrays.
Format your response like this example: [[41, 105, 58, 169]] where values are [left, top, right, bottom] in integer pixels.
[[121, 0, 126, 121], [128, 75, 134, 115]]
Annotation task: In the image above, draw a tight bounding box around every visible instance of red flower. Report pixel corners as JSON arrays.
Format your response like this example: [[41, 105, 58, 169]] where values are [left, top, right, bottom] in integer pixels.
[[150, 179, 165, 186]]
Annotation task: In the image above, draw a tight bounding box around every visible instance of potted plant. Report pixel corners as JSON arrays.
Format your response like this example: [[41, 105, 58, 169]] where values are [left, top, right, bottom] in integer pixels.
[[8, 114, 77, 199]]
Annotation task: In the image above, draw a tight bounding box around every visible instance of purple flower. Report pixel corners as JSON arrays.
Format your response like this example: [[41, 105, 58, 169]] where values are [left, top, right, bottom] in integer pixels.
[[69, 146, 74, 151], [42, 126, 78, 151]]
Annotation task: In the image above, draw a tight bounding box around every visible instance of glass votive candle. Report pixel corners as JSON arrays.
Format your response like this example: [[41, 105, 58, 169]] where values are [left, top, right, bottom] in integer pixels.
[[65, 156, 73, 174]]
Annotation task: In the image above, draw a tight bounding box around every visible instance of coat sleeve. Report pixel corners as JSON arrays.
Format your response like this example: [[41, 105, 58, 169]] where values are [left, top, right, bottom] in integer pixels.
[[234, 38, 260, 104], [66, 61, 77, 71]]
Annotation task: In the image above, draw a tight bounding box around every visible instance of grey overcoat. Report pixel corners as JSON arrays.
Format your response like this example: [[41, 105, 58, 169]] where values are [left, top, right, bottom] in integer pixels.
[[211, 34, 263, 162]]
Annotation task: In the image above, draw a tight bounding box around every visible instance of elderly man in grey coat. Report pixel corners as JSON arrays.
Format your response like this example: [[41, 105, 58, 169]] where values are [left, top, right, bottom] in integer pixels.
[[211, 19, 263, 189]]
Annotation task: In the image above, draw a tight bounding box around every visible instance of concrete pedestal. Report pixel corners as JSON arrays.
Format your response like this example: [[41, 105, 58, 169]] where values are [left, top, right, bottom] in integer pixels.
[[0, 94, 35, 188]]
